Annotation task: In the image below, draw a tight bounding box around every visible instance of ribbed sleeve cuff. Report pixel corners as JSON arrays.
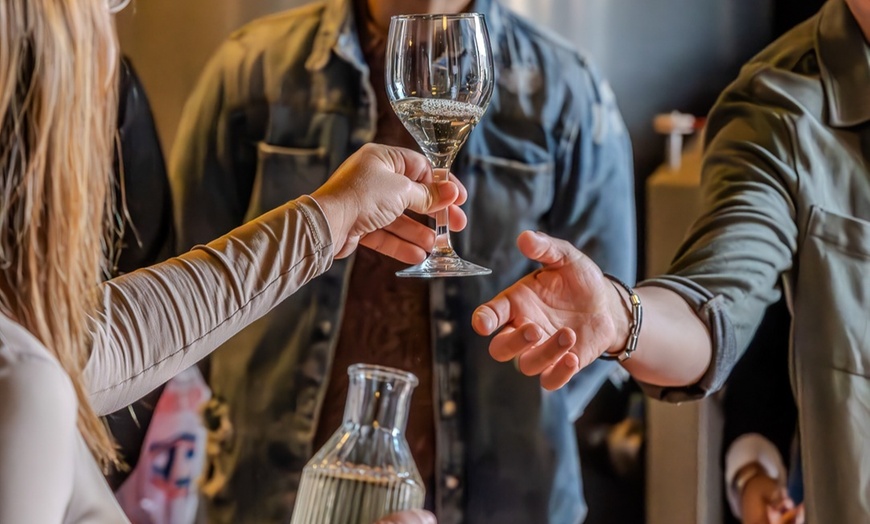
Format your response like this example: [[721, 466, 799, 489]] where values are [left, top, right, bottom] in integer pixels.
[[635, 275, 738, 402]]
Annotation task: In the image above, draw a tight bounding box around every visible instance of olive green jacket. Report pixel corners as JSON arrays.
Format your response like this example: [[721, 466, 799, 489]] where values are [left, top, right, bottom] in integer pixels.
[[644, 1, 870, 521]]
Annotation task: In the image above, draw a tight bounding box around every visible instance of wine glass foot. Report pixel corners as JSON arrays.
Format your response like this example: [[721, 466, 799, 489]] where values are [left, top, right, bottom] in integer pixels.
[[396, 252, 491, 278]]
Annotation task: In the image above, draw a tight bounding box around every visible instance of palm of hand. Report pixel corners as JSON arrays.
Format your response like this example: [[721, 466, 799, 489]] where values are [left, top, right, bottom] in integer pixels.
[[474, 232, 622, 390], [511, 266, 594, 330], [506, 259, 617, 366]]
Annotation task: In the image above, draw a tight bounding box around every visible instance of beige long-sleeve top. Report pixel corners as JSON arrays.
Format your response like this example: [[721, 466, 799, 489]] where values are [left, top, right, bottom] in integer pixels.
[[0, 196, 333, 523]]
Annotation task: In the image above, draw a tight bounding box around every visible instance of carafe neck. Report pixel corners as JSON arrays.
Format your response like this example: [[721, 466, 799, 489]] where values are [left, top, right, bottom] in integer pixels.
[[344, 364, 418, 434]]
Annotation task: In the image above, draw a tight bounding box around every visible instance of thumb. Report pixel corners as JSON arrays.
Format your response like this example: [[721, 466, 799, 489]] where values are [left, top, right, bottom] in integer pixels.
[[517, 230, 581, 268], [472, 296, 511, 336], [407, 181, 459, 214]]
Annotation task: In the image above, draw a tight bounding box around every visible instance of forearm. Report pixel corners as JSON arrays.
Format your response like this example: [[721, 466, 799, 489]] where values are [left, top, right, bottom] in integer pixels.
[[612, 285, 713, 388], [86, 197, 333, 414]]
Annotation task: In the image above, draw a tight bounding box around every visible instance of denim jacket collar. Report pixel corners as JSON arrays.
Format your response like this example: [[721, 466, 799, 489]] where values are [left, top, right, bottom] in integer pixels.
[[817, 0, 870, 127], [305, 0, 358, 71], [304, 0, 504, 73]]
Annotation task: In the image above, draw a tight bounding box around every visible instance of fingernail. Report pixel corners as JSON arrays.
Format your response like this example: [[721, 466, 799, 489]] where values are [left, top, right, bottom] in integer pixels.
[[523, 326, 541, 342], [558, 331, 572, 347], [474, 310, 493, 332]]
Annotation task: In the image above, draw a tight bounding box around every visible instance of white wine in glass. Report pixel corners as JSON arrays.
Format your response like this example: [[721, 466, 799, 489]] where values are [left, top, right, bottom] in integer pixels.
[[386, 13, 494, 278]]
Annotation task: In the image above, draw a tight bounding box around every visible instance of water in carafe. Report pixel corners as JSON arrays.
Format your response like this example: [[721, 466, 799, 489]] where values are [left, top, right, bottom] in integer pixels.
[[290, 364, 425, 524]]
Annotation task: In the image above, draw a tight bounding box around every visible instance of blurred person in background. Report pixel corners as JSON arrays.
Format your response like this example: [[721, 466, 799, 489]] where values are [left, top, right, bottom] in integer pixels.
[[170, 0, 636, 522]]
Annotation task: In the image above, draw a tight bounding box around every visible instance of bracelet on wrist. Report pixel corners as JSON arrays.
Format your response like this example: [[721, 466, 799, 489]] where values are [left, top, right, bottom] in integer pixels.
[[600, 274, 642, 362], [733, 462, 766, 496]]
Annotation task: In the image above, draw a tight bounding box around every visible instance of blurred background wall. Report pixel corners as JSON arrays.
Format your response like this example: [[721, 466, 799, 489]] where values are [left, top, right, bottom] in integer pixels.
[[501, 0, 772, 192]]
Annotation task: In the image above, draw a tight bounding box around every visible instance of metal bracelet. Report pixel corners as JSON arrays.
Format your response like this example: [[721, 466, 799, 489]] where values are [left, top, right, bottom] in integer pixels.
[[599, 274, 642, 362], [733, 463, 767, 496]]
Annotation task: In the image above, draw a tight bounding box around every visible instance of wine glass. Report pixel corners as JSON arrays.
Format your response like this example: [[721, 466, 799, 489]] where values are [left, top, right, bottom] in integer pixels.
[[386, 13, 494, 278]]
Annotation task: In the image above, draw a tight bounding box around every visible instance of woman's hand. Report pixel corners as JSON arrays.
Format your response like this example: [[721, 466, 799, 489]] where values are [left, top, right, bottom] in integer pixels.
[[471, 231, 627, 390], [311, 143, 467, 263]]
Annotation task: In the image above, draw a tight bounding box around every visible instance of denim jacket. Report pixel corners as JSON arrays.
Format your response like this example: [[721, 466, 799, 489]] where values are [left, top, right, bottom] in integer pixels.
[[171, 1, 635, 522]]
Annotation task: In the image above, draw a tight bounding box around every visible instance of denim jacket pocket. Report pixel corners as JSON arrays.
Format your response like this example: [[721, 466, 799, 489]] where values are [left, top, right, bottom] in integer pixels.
[[463, 154, 554, 270], [248, 142, 330, 217], [795, 206, 870, 377], [467, 154, 555, 212]]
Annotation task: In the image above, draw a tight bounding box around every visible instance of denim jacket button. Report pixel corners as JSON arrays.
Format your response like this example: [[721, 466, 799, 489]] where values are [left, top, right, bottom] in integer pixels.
[[317, 320, 333, 336], [298, 389, 317, 414], [437, 320, 454, 338], [445, 475, 460, 490], [441, 400, 457, 417]]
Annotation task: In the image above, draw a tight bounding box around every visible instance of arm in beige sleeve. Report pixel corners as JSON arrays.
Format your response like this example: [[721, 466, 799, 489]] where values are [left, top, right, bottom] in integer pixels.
[[85, 196, 333, 415]]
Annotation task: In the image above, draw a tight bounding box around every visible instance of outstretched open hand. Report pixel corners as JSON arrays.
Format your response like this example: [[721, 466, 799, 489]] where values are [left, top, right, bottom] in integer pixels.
[[472, 231, 628, 390]]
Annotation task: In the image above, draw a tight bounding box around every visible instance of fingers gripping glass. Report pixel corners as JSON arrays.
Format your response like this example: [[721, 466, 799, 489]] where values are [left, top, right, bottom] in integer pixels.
[[386, 14, 494, 278]]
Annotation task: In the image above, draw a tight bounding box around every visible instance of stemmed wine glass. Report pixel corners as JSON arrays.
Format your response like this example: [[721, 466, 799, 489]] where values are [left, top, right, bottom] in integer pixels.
[[386, 13, 494, 278]]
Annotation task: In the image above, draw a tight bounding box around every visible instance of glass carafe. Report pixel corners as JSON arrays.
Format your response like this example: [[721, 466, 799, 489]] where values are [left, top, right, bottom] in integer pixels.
[[290, 364, 425, 524]]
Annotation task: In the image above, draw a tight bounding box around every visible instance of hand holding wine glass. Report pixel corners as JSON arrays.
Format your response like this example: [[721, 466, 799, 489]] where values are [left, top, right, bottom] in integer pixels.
[[311, 143, 467, 264], [385, 13, 494, 277]]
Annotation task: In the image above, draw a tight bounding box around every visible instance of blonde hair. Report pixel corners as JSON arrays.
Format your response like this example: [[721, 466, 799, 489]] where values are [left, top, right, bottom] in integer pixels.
[[0, 0, 120, 467]]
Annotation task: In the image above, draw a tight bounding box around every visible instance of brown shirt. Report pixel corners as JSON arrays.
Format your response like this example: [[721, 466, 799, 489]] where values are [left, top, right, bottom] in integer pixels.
[[312, 7, 436, 491]]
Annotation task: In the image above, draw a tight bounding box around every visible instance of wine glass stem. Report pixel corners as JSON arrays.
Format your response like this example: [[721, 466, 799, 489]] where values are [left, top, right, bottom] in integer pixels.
[[432, 167, 454, 256]]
